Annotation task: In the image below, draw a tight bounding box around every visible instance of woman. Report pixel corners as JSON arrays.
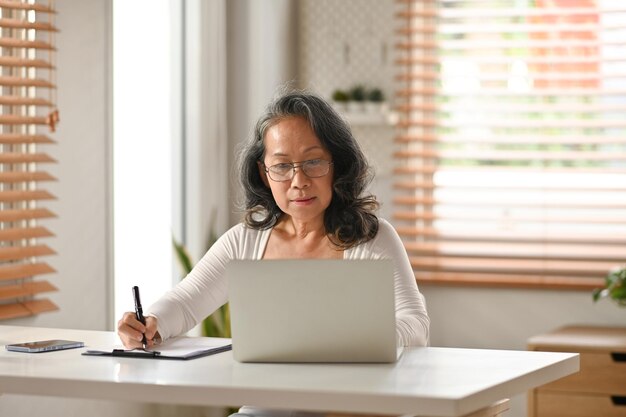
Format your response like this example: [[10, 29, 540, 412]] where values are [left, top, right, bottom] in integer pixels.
[[118, 91, 429, 351]]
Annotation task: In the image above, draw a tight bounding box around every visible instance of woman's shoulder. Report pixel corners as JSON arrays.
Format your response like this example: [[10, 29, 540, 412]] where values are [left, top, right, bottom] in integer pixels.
[[348, 217, 403, 258], [215, 222, 270, 259], [220, 222, 266, 242], [376, 217, 396, 235], [372, 217, 402, 244]]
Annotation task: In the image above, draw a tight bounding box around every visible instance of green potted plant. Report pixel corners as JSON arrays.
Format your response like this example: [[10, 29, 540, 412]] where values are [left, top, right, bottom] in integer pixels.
[[172, 211, 231, 339], [368, 88, 384, 102], [366, 87, 386, 113], [331, 89, 349, 112], [592, 266, 626, 307], [348, 84, 366, 112]]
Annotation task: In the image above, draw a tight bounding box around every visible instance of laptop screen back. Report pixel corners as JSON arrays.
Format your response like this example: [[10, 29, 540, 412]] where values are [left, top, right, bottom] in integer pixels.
[[227, 259, 397, 363]]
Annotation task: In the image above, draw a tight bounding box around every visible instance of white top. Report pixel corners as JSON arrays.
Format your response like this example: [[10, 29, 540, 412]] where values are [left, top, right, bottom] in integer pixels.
[[0, 325, 580, 417], [148, 218, 430, 347]]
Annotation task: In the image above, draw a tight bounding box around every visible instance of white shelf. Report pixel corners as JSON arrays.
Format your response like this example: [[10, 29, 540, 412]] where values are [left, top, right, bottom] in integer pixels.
[[336, 105, 398, 127]]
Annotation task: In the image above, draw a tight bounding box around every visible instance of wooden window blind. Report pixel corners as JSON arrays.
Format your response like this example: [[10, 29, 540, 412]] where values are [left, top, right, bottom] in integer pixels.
[[0, 0, 58, 319], [394, 0, 626, 289]]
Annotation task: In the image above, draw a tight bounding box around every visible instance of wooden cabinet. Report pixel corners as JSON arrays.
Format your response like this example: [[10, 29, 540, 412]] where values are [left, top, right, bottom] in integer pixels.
[[528, 325, 626, 417]]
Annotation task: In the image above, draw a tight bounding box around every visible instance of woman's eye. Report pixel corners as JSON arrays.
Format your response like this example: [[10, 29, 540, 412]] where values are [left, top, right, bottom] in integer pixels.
[[273, 163, 292, 172], [305, 159, 322, 167]]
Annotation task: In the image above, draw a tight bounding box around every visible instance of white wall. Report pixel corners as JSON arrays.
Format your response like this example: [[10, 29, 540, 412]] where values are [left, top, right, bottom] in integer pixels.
[[226, 0, 298, 226], [297, 0, 397, 224]]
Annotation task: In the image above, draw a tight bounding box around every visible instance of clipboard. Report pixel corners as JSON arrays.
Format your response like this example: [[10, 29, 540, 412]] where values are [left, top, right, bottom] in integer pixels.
[[82, 336, 232, 360]]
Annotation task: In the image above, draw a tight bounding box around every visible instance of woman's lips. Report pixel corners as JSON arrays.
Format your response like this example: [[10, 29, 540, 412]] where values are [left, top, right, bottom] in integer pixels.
[[291, 197, 316, 205]]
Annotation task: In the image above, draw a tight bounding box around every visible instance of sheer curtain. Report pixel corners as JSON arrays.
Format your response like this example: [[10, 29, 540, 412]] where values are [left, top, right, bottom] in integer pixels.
[[182, 0, 229, 264]]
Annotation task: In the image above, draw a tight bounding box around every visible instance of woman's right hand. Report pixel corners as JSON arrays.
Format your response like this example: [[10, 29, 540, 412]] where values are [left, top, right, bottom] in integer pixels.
[[117, 311, 160, 349]]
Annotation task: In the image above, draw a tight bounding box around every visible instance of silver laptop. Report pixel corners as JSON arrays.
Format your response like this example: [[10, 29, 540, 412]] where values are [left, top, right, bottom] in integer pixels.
[[227, 259, 398, 363]]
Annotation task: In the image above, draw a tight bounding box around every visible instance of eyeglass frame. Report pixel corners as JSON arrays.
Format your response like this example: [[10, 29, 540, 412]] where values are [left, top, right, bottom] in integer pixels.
[[262, 158, 334, 182]]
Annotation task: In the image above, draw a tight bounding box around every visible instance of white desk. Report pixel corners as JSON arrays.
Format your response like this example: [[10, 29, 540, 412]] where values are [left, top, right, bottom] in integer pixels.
[[0, 325, 578, 417]]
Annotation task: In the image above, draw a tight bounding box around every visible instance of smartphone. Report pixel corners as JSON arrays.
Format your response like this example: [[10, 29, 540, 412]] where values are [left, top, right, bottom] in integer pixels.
[[5, 339, 84, 353]]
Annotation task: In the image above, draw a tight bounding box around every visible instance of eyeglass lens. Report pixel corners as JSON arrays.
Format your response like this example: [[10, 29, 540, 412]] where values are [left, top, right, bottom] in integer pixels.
[[267, 159, 331, 181]]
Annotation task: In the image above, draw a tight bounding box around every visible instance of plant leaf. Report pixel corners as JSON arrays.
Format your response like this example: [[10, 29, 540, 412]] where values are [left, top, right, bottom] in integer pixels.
[[172, 236, 193, 274], [222, 303, 231, 338], [592, 288, 602, 302], [593, 266, 626, 307], [172, 217, 232, 338], [610, 285, 626, 301], [202, 316, 220, 338]]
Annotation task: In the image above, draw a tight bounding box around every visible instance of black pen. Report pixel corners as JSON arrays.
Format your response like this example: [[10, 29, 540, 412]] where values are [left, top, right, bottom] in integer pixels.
[[132, 286, 147, 349]]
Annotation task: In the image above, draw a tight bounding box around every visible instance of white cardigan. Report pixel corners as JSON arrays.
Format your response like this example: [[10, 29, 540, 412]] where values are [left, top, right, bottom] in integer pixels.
[[148, 218, 430, 347]]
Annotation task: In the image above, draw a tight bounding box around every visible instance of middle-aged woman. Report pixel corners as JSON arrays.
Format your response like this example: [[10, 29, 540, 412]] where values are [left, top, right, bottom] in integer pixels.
[[117, 90, 429, 353]]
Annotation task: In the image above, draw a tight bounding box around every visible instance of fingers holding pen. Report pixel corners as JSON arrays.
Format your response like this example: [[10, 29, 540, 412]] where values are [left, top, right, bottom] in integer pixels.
[[143, 316, 160, 345], [117, 311, 141, 348], [117, 311, 156, 349]]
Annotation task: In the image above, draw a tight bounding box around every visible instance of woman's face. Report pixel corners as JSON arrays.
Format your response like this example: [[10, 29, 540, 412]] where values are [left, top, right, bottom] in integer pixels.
[[260, 116, 334, 225]]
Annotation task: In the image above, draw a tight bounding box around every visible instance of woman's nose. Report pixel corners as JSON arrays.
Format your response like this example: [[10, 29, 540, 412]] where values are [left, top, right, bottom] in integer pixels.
[[290, 166, 310, 188]]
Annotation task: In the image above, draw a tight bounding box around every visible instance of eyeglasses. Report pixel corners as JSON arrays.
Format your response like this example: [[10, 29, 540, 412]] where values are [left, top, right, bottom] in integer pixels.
[[263, 159, 333, 182]]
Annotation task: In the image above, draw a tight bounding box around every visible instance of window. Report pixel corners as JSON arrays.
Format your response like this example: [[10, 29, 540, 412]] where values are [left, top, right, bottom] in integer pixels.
[[113, 0, 174, 322], [0, 0, 59, 319], [394, 0, 626, 288]]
